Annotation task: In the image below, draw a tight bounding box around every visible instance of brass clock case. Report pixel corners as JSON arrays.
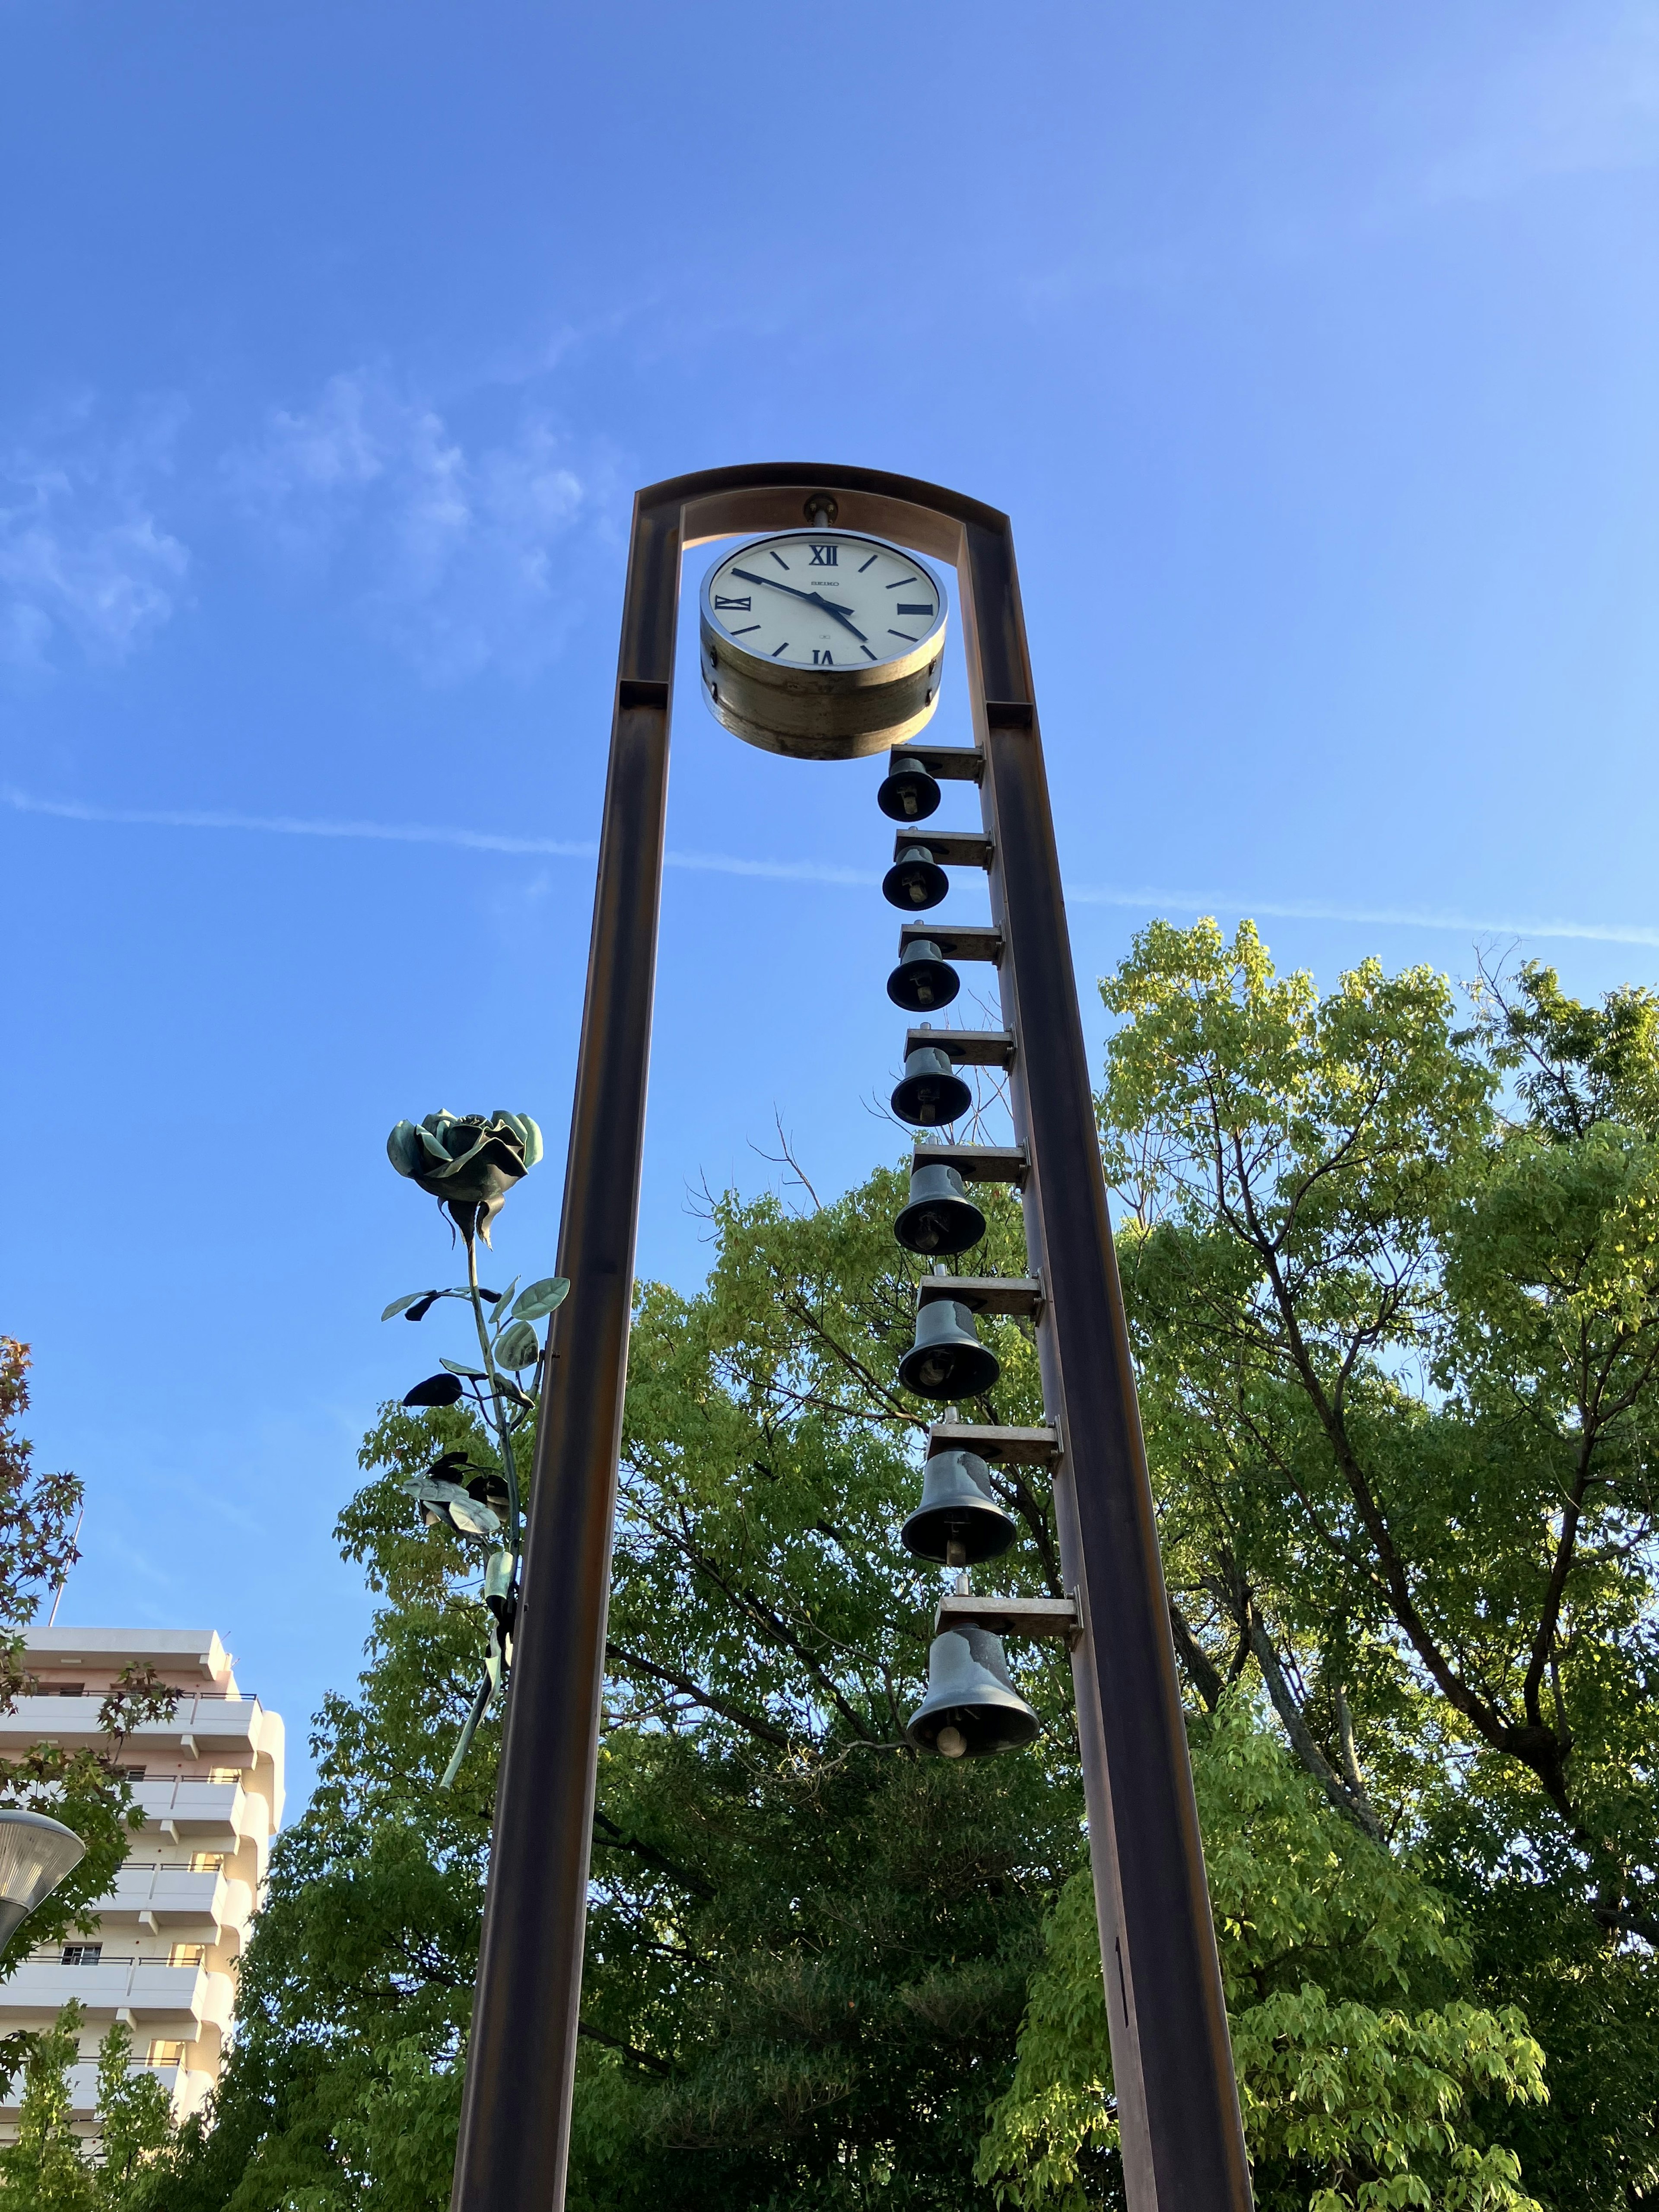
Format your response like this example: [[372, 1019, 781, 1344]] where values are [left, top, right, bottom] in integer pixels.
[[698, 531, 947, 762]]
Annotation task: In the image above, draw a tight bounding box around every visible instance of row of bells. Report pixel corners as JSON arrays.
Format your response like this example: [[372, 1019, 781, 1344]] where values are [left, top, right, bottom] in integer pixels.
[[880, 753, 972, 1129], [879, 752, 1042, 1764]]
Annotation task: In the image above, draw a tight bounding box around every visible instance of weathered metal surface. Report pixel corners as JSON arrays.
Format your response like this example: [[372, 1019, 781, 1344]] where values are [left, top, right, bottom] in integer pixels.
[[903, 1025, 1016, 1068], [910, 1141, 1028, 1183], [934, 1593, 1081, 1643], [915, 1274, 1042, 1317], [899, 922, 1003, 962], [449, 462, 1252, 2212]]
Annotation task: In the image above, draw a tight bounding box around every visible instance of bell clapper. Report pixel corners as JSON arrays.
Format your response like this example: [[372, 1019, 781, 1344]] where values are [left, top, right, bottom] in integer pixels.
[[936, 1725, 968, 1759], [945, 1537, 967, 1569]]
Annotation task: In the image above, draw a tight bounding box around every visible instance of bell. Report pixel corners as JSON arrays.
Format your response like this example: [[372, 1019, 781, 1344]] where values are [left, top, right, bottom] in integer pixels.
[[907, 1627, 1041, 1758], [898, 1298, 1001, 1400], [891, 1044, 972, 1127], [901, 1449, 1016, 1566], [887, 939, 960, 1013], [877, 753, 942, 823], [893, 1160, 985, 1256], [882, 844, 950, 911]]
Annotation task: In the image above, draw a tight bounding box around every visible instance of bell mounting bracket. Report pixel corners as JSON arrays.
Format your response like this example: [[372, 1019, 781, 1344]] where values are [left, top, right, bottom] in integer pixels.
[[892, 827, 994, 869], [916, 1274, 1042, 1319], [905, 1026, 1015, 1068], [935, 1592, 1081, 1646], [899, 922, 1003, 963], [911, 1142, 1027, 1185], [925, 1421, 1058, 1464]]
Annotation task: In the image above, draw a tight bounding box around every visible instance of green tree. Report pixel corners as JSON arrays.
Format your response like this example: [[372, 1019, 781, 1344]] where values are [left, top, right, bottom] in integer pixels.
[[1096, 924, 1659, 2208], [978, 1701, 1546, 2212], [0, 1348, 178, 2063], [0, 2004, 176, 2208], [146, 1160, 1076, 2209]]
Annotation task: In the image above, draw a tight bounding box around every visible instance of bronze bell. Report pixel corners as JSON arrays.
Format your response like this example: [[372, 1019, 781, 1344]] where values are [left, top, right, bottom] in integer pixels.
[[898, 1297, 1001, 1400], [891, 1044, 972, 1127], [907, 1627, 1040, 1758], [877, 753, 942, 823], [883, 844, 950, 911], [894, 1160, 985, 1256], [901, 1448, 1016, 1566], [887, 939, 960, 1013]]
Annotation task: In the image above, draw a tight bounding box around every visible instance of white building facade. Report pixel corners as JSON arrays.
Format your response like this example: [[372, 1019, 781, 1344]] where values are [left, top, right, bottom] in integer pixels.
[[0, 1627, 284, 2135]]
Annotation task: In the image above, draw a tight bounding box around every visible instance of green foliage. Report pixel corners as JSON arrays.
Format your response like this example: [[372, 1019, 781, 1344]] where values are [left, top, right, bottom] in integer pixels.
[[155, 1160, 1074, 2208], [978, 1706, 1546, 2212], [0, 1347, 168, 1978], [0, 2004, 95, 2209], [152, 937, 1659, 2211], [1097, 924, 1659, 2206], [0, 2005, 177, 2208]]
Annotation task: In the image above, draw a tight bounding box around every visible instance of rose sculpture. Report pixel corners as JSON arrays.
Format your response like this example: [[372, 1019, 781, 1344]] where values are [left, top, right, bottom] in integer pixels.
[[386, 1109, 543, 1244], [381, 1106, 564, 1787]]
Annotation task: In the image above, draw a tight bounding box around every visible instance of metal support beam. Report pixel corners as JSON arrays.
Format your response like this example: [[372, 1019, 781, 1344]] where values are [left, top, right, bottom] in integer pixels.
[[449, 462, 1252, 2212]]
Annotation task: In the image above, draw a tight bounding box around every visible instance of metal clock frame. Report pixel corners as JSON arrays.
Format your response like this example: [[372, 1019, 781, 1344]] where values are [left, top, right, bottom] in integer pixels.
[[699, 528, 950, 759], [449, 462, 1255, 2212]]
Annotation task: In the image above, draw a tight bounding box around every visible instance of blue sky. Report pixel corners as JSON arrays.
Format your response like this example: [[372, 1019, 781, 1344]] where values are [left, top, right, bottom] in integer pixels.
[[6, 0, 1659, 1798]]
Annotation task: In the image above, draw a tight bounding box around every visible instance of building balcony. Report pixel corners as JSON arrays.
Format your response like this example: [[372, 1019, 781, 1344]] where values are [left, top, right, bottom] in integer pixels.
[[0, 2056, 215, 2122], [0, 1694, 278, 1761], [131, 1777, 271, 1847], [90, 1862, 254, 1934], [0, 1958, 233, 2031]]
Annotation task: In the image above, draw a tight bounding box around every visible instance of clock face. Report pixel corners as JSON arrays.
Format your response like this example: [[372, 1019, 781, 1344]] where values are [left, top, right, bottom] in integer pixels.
[[701, 532, 946, 673]]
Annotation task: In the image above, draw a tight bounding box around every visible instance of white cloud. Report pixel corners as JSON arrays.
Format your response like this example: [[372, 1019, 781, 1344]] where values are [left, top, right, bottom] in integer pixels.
[[7, 785, 1658, 950], [228, 370, 607, 680], [1422, 4, 1659, 203], [0, 401, 189, 671]]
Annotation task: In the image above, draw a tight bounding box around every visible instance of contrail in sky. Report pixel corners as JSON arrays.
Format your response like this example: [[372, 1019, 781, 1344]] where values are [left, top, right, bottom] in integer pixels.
[[4, 785, 1656, 948]]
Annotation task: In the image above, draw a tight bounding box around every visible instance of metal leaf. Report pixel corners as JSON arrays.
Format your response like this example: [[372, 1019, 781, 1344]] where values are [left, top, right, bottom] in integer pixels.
[[382, 1290, 439, 1322], [440, 1359, 489, 1381], [511, 1276, 570, 1322], [494, 1320, 540, 1371], [401, 1475, 468, 1505], [448, 1496, 502, 1539], [403, 1374, 464, 1408]]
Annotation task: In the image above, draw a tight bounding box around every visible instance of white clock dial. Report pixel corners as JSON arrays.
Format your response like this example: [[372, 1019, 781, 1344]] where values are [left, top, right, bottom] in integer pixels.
[[702, 532, 946, 671]]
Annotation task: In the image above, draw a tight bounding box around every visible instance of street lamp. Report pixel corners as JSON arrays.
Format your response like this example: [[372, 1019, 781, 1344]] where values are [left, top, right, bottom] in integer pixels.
[[0, 1810, 86, 1948]]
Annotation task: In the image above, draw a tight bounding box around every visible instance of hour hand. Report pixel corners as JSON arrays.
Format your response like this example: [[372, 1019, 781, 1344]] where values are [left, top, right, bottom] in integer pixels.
[[807, 594, 868, 642]]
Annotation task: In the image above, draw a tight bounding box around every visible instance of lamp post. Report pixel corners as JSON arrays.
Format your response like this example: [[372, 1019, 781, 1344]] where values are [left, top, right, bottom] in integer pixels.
[[450, 465, 1253, 2212], [0, 1809, 86, 1948]]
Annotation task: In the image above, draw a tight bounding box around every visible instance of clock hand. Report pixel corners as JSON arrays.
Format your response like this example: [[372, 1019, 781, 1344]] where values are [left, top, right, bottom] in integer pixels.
[[810, 597, 869, 643], [729, 567, 870, 644]]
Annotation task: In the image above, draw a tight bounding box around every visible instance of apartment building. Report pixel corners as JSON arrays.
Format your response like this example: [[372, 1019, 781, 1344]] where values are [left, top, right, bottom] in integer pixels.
[[0, 1627, 284, 2136]]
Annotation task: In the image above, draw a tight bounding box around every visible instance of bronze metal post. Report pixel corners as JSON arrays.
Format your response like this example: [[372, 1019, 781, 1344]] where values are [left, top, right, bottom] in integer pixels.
[[449, 465, 1252, 2212]]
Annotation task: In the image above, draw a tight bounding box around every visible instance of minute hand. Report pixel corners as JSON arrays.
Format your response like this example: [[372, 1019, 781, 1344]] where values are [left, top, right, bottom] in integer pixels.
[[729, 568, 868, 643]]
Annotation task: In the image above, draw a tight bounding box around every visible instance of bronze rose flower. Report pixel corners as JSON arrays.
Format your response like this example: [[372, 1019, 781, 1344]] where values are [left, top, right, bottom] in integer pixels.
[[386, 1109, 543, 1243]]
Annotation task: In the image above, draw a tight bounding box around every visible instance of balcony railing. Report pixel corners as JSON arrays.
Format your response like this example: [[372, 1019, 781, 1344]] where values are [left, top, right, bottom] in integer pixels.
[[0, 1693, 270, 1753], [131, 1776, 272, 1844], [0, 2056, 214, 2115], [88, 1862, 253, 1931], [0, 1957, 233, 2029]]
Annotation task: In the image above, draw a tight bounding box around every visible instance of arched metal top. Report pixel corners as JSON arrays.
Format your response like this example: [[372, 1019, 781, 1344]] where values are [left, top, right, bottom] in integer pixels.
[[636, 458, 1011, 549], [618, 461, 1032, 716]]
